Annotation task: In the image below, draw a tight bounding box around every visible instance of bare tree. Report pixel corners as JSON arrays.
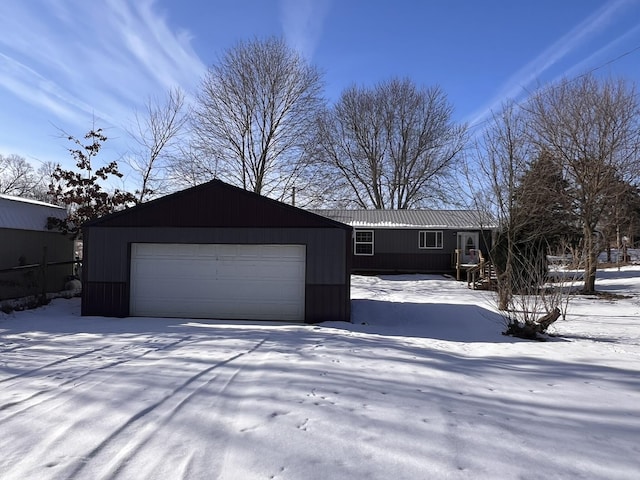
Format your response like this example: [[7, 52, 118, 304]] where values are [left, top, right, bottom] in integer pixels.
[[190, 36, 324, 200], [127, 87, 188, 203], [467, 102, 581, 337], [30, 161, 60, 203], [0, 154, 38, 197], [470, 101, 533, 310], [168, 143, 211, 190], [313, 78, 466, 209], [527, 74, 640, 293], [595, 177, 640, 263]]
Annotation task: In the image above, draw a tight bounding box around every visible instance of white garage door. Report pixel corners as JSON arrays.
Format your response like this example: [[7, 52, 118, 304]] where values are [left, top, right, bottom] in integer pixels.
[[130, 243, 306, 321]]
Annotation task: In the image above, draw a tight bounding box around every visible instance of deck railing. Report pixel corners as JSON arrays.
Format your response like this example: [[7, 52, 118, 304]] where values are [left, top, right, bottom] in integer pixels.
[[454, 249, 496, 290]]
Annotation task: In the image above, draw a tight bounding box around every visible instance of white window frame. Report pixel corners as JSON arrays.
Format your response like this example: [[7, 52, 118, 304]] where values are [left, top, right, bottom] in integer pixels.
[[354, 230, 374, 256], [419, 230, 443, 249]]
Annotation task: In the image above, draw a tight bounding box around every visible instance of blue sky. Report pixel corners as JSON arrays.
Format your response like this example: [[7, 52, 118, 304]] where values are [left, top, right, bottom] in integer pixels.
[[1, 0, 640, 174]]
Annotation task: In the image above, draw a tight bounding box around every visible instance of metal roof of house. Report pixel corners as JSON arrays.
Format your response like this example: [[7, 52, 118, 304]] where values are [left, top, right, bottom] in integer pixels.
[[309, 209, 496, 229], [0, 194, 66, 232]]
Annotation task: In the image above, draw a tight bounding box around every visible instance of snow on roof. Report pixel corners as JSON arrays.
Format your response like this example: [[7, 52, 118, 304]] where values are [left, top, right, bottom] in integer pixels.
[[309, 209, 497, 229], [0, 194, 66, 232]]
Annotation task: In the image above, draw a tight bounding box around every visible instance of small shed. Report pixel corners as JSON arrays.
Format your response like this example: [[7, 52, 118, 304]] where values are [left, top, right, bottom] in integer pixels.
[[82, 180, 352, 323], [311, 209, 495, 274], [0, 194, 73, 300]]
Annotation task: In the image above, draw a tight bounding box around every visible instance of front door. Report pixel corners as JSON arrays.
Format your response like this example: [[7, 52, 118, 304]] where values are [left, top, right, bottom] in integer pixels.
[[457, 232, 480, 264]]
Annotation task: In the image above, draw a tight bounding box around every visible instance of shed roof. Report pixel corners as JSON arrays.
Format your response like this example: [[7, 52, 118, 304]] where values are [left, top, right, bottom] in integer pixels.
[[0, 194, 66, 232], [84, 180, 352, 230], [309, 209, 496, 229]]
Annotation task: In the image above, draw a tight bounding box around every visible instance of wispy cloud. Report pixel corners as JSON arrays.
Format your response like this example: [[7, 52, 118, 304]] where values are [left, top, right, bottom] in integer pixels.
[[559, 22, 640, 80], [279, 0, 331, 60], [0, 53, 86, 122], [465, 0, 634, 126], [0, 0, 206, 131]]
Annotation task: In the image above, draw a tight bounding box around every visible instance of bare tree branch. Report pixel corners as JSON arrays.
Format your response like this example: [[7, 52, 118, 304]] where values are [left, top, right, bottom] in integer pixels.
[[189, 36, 325, 201], [0, 154, 38, 197], [312, 78, 466, 209], [127, 87, 188, 203], [526, 74, 640, 293]]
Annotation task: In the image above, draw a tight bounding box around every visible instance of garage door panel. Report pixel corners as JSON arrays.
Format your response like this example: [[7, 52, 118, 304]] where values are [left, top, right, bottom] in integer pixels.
[[134, 301, 304, 319], [133, 281, 214, 300], [132, 297, 303, 319], [133, 277, 303, 300], [217, 263, 304, 279], [130, 243, 306, 321], [134, 259, 216, 278], [216, 283, 303, 303]]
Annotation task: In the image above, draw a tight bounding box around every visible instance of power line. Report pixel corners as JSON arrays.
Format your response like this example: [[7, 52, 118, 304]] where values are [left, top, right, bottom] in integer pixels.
[[577, 44, 640, 78], [465, 43, 640, 134]]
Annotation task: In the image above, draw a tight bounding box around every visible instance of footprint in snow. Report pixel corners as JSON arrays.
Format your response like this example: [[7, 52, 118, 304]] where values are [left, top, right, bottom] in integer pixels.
[[269, 411, 289, 419], [297, 418, 310, 431], [269, 466, 286, 479]]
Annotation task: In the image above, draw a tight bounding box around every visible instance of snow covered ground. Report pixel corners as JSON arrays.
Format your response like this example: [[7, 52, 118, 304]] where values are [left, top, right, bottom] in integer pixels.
[[1, 267, 639, 479]]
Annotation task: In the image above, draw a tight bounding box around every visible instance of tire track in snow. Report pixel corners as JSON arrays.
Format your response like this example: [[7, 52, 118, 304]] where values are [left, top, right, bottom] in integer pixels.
[[108, 363, 246, 480], [0, 345, 111, 384], [0, 336, 195, 419], [0, 337, 52, 354], [66, 336, 269, 480]]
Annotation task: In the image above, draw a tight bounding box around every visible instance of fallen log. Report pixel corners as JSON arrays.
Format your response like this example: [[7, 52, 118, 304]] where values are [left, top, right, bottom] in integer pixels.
[[537, 307, 561, 332], [504, 307, 562, 339]]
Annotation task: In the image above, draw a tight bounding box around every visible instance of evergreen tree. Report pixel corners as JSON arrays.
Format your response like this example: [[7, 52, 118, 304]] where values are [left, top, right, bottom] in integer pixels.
[[492, 150, 577, 293]]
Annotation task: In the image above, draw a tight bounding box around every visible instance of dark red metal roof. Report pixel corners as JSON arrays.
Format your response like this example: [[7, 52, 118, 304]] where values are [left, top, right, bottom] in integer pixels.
[[84, 180, 351, 230]]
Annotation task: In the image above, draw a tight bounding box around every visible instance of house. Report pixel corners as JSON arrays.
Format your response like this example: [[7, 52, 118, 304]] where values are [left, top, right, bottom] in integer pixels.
[[310, 209, 495, 274], [0, 194, 74, 300], [81, 180, 352, 323]]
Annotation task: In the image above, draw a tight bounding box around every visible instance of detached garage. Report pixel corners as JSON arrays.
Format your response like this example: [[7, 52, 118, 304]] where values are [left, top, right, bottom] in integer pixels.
[[82, 180, 352, 323]]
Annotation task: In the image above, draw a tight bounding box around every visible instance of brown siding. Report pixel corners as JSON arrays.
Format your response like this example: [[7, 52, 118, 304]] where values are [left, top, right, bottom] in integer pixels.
[[479, 230, 492, 255], [353, 252, 452, 273], [305, 284, 350, 323], [83, 226, 351, 323], [82, 282, 351, 323], [362, 228, 459, 254], [350, 228, 494, 274], [84, 227, 348, 285], [82, 282, 128, 317]]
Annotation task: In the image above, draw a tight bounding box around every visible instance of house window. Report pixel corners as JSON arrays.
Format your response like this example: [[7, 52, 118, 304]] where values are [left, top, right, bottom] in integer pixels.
[[354, 230, 374, 255], [419, 230, 443, 249]]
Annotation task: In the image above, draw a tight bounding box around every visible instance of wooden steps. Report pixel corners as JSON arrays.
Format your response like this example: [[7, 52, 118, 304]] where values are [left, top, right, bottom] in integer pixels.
[[466, 259, 497, 290]]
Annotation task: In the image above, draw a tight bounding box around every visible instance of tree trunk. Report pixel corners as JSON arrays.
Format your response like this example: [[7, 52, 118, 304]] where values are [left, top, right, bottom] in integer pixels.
[[585, 258, 597, 293], [582, 224, 597, 294], [496, 268, 511, 311]]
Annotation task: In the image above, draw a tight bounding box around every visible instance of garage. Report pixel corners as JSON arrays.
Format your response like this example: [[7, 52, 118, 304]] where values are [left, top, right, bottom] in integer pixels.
[[130, 243, 306, 321], [81, 179, 352, 323]]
